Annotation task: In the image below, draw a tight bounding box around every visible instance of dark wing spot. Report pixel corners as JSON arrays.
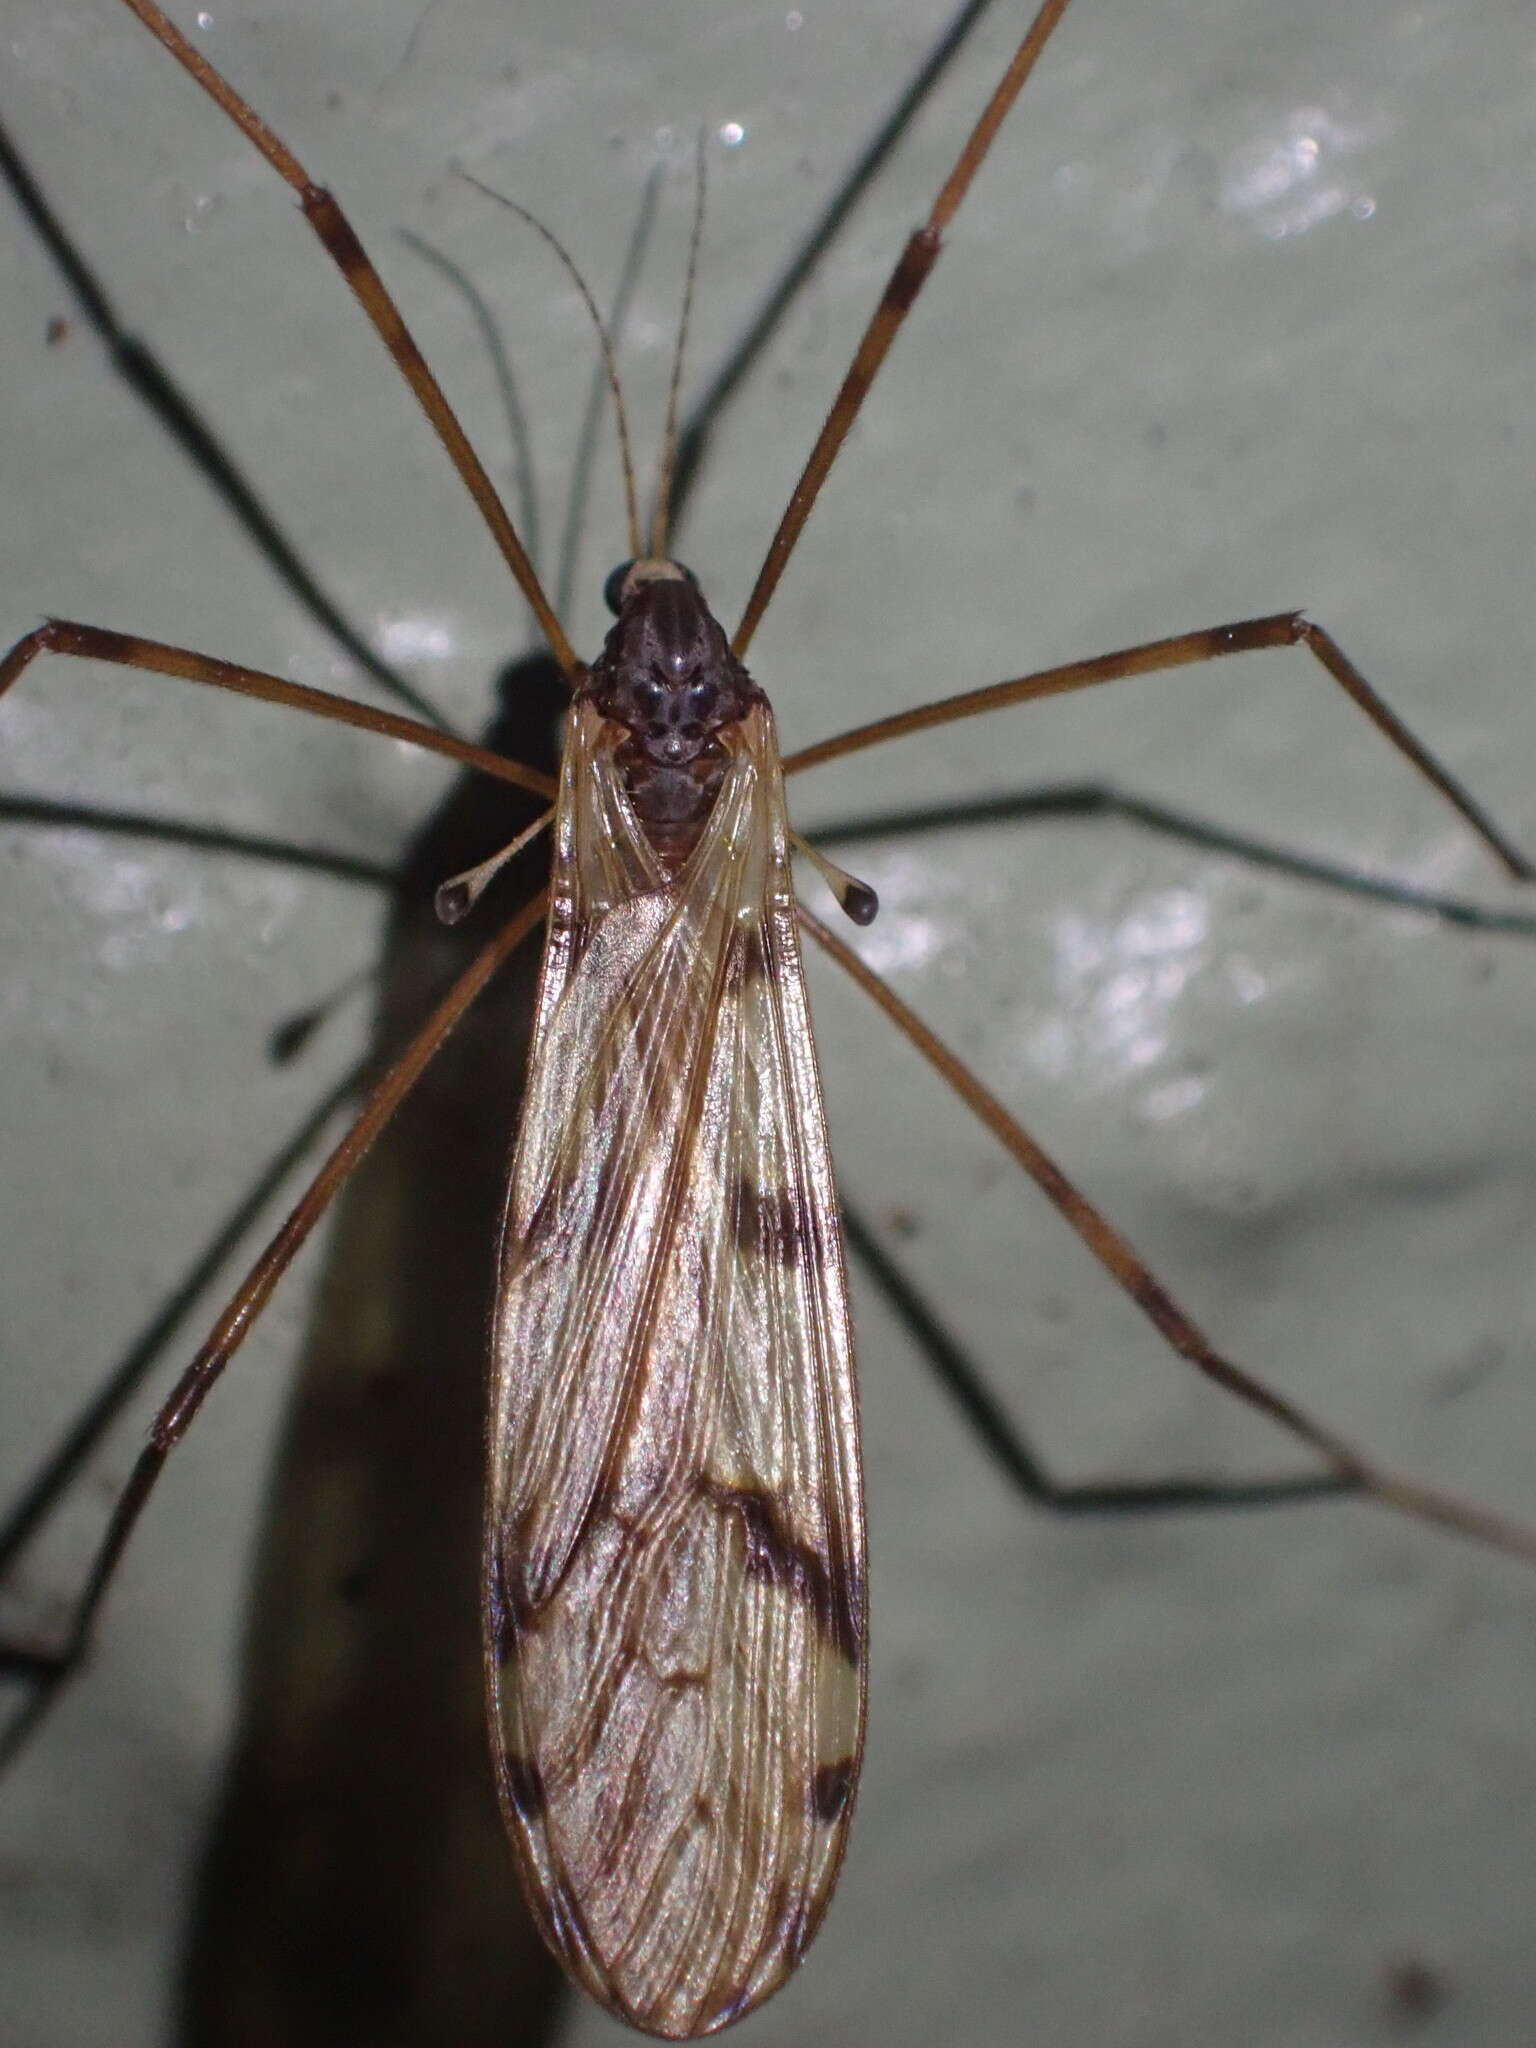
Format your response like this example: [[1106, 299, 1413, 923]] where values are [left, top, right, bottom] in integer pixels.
[[504, 1751, 547, 1824], [701, 1478, 864, 1665], [732, 1173, 803, 1267], [732, 921, 777, 990], [517, 1185, 560, 1254], [813, 1755, 856, 1824], [485, 1549, 518, 1663]]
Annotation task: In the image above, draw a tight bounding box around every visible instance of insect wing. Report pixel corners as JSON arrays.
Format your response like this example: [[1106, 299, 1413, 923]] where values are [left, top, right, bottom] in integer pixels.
[[484, 702, 867, 2036]]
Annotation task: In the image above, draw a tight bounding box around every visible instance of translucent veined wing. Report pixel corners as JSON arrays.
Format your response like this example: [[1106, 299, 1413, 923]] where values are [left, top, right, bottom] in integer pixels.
[[484, 699, 867, 2038]]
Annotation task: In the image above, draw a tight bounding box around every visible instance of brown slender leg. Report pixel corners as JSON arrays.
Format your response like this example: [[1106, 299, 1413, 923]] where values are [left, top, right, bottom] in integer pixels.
[[0, 891, 546, 1771], [0, 620, 556, 802], [0, 109, 446, 730], [113, 0, 576, 677], [733, 0, 1080, 655], [803, 905, 1536, 1565], [670, 0, 1010, 522], [784, 613, 1533, 882], [0, 1067, 370, 1592], [841, 1206, 1347, 1518]]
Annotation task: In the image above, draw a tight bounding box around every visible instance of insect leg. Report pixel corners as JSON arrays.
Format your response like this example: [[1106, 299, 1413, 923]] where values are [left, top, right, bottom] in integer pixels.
[[0, 110, 444, 730], [670, 0, 1010, 522], [785, 613, 1532, 881], [0, 1062, 365, 1643], [0, 892, 546, 1771], [114, 0, 574, 672], [733, 0, 1080, 657], [841, 1205, 1348, 1518], [0, 620, 554, 800], [804, 904, 1536, 1565]]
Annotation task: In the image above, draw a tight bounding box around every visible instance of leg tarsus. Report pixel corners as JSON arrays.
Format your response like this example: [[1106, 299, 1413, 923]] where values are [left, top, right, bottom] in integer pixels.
[[0, 895, 545, 1771], [0, 106, 446, 729], [733, 0, 1078, 654], [1293, 616, 1534, 881], [116, 0, 573, 669], [786, 611, 1533, 883], [0, 1066, 368, 1585], [843, 1205, 1351, 1520], [0, 1440, 160, 1773], [0, 620, 554, 799], [811, 909, 1536, 1565]]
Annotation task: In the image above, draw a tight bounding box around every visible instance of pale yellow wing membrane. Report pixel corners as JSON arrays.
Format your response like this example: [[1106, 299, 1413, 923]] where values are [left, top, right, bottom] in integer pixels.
[[485, 703, 866, 2038]]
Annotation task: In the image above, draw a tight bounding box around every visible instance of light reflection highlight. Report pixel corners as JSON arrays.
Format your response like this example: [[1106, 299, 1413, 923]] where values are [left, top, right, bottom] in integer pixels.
[[1034, 887, 1210, 1083], [377, 614, 458, 663], [1139, 1074, 1209, 1123], [1221, 105, 1380, 240], [833, 846, 1297, 1117]]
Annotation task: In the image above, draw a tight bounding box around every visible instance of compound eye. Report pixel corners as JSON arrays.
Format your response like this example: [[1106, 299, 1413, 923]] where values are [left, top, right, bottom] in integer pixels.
[[603, 560, 636, 615], [628, 676, 664, 723]]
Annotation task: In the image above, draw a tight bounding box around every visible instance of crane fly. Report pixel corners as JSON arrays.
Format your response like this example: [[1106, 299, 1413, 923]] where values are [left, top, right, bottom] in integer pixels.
[[2, 0, 1536, 2039]]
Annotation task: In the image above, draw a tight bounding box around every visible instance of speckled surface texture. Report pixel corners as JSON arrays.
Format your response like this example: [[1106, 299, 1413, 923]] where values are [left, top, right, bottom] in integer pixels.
[[2, 3, 1534, 2044]]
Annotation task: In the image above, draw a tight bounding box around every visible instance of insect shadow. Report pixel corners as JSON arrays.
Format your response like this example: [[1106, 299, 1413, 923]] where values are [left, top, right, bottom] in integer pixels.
[[2, 0, 1535, 2040]]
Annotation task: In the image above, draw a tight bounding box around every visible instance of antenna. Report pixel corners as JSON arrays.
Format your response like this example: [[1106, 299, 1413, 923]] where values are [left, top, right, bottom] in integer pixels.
[[457, 169, 644, 560], [647, 133, 708, 561]]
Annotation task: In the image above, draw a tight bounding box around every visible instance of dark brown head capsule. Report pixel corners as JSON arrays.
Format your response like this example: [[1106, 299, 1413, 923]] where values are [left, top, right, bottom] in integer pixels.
[[584, 560, 761, 866]]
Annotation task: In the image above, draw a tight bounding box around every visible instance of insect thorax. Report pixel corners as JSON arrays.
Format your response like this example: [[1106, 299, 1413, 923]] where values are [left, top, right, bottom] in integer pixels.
[[582, 562, 762, 867]]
